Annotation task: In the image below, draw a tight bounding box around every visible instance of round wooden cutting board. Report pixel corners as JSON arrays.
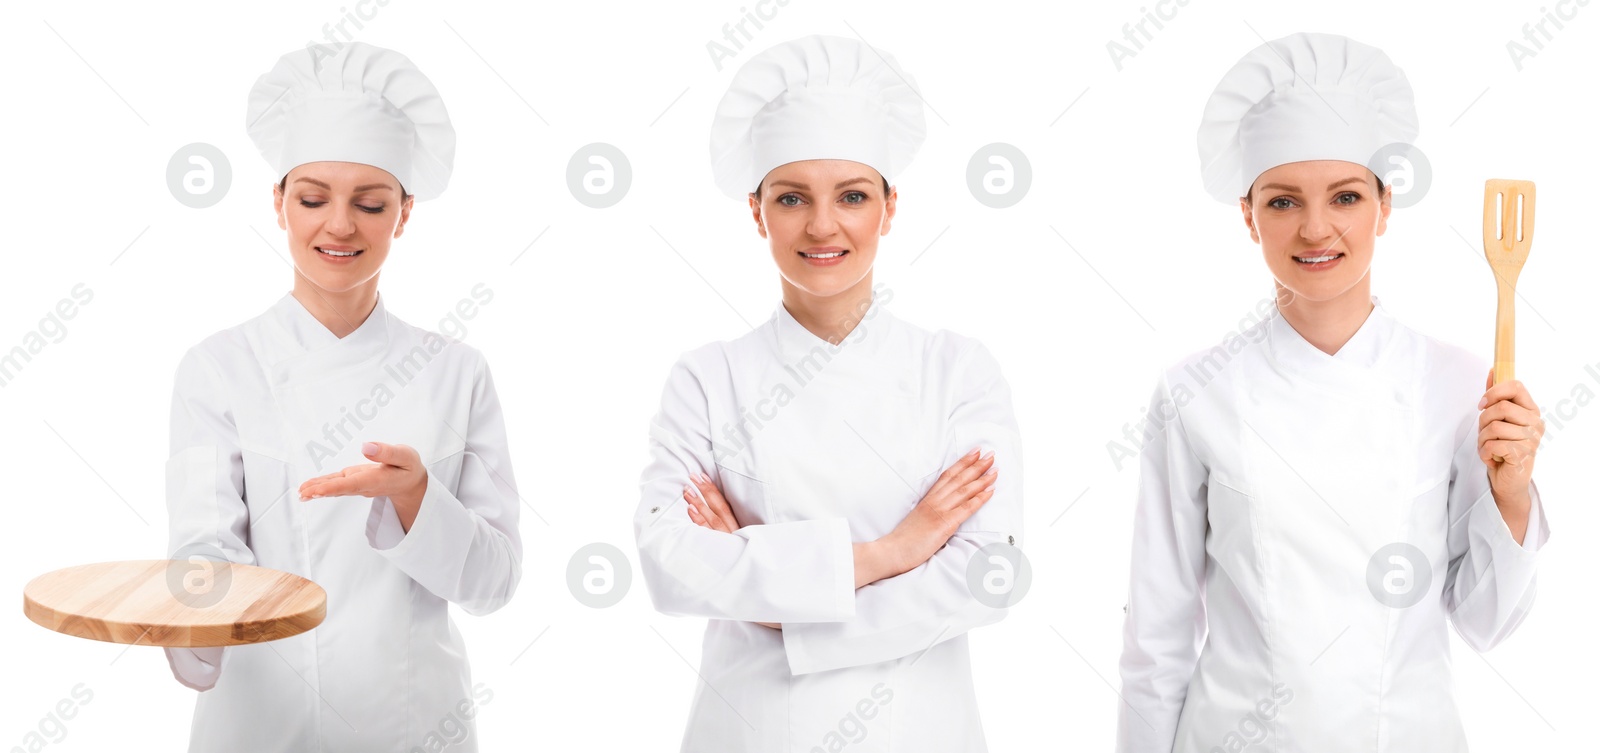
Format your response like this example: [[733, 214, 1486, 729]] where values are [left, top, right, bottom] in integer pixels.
[[23, 560, 326, 647]]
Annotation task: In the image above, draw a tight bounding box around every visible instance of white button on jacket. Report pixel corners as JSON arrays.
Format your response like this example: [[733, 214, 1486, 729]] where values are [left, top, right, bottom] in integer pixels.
[[162, 292, 521, 752], [636, 292, 1024, 752], [1117, 297, 1548, 752]]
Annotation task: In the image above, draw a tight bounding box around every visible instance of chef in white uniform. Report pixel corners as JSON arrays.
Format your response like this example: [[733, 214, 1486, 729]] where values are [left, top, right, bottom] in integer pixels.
[[162, 42, 521, 752], [634, 35, 1025, 753], [1116, 32, 1550, 752]]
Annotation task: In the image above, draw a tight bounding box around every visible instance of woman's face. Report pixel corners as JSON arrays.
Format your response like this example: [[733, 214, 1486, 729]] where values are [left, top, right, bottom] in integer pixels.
[[1240, 160, 1391, 304], [273, 161, 412, 294], [749, 159, 895, 299]]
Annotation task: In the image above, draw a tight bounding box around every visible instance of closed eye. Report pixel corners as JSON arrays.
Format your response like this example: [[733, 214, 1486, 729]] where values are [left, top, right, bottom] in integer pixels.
[[298, 200, 386, 214]]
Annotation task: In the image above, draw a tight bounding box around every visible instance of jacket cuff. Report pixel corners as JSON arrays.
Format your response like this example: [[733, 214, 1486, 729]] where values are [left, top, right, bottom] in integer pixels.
[[365, 468, 474, 567], [821, 518, 855, 619], [1479, 477, 1545, 566], [365, 493, 406, 550], [1513, 478, 1550, 553]]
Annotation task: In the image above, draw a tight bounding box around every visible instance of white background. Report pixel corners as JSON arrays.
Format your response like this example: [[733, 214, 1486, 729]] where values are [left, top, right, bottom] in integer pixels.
[[1, 0, 1595, 750]]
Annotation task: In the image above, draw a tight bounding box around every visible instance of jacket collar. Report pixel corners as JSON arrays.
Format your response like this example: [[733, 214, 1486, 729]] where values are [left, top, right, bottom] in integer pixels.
[[1266, 294, 1398, 385], [265, 291, 391, 386], [769, 290, 893, 364]]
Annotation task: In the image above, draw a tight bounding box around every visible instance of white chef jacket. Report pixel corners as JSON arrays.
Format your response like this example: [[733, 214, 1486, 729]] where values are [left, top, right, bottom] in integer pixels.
[[161, 292, 521, 752], [1117, 296, 1549, 752], [635, 290, 1024, 752]]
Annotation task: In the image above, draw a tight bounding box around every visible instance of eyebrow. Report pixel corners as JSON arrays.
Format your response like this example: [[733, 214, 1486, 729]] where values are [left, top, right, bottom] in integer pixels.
[[1257, 177, 1369, 193], [767, 177, 875, 191], [292, 178, 395, 192]]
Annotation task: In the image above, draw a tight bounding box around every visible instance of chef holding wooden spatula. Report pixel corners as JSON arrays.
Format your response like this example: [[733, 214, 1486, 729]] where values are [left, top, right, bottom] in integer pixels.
[[1116, 32, 1550, 753]]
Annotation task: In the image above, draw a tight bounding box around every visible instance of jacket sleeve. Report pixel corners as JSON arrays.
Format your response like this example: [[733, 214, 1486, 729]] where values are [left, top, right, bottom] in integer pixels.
[[1116, 374, 1209, 752], [1442, 416, 1548, 651], [363, 353, 523, 616], [162, 347, 254, 692], [779, 340, 1024, 676], [634, 353, 856, 623]]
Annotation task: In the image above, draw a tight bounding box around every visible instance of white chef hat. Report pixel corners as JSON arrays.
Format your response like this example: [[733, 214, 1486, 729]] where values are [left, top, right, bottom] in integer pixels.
[[709, 35, 927, 199], [1197, 32, 1417, 203], [246, 42, 455, 201]]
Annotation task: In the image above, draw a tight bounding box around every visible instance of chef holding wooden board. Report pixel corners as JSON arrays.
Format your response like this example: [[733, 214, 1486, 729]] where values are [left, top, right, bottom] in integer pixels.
[[20, 41, 524, 753]]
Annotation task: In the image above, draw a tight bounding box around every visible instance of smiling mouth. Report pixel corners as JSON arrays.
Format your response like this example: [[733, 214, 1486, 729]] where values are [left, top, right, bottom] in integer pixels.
[[800, 250, 848, 259], [317, 247, 363, 258], [1293, 252, 1342, 264]]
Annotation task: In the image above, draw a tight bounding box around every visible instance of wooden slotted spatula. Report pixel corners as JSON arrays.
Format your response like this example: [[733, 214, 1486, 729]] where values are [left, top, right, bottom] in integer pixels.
[[1482, 179, 1536, 385]]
